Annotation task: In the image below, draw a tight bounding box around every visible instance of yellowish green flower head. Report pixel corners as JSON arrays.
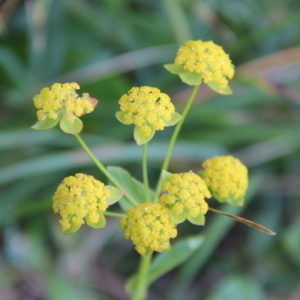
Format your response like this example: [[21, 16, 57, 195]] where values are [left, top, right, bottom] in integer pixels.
[[116, 86, 181, 145], [32, 83, 98, 134], [34, 82, 95, 122], [174, 40, 234, 90], [120, 202, 177, 255], [53, 173, 110, 234], [201, 155, 248, 206], [159, 172, 211, 225]]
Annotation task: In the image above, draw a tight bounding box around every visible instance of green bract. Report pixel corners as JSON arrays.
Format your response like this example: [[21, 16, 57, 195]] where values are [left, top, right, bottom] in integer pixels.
[[209, 189, 245, 207], [164, 63, 232, 94], [164, 63, 202, 86], [32, 109, 84, 134]]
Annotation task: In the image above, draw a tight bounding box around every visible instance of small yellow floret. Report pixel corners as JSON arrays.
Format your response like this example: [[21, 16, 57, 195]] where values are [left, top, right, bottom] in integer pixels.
[[33, 83, 94, 122], [202, 155, 248, 200], [117, 86, 175, 136], [174, 40, 234, 89], [140, 125, 152, 137], [120, 202, 177, 255], [53, 173, 110, 231], [159, 172, 211, 219]]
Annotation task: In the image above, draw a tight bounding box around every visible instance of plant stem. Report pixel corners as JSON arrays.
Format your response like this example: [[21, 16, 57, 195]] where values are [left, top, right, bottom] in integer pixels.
[[103, 211, 126, 218], [74, 134, 138, 207], [154, 85, 200, 200], [131, 252, 153, 300], [142, 144, 150, 202]]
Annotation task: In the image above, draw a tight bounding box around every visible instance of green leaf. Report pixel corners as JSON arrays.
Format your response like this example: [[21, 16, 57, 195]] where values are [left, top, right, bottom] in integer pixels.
[[179, 72, 202, 86], [105, 185, 124, 205], [164, 63, 185, 74], [169, 209, 187, 224], [148, 235, 205, 284], [134, 124, 155, 145], [86, 212, 106, 229], [31, 116, 61, 130], [212, 190, 244, 207], [127, 235, 205, 289], [107, 166, 154, 211], [211, 190, 226, 203], [59, 115, 83, 134], [164, 112, 182, 126], [62, 217, 81, 235], [116, 111, 131, 124], [187, 213, 206, 225], [207, 81, 233, 95], [227, 195, 244, 206]]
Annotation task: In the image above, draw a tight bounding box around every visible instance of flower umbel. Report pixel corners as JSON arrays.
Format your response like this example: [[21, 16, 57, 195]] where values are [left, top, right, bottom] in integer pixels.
[[116, 86, 181, 145], [32, 82, 98, 134], [120, 202, 177, 255], [159, 172, 211, 225], [165, 40, 234, 93], [201, 155, 248, 206], [53, 173, 110, 234]]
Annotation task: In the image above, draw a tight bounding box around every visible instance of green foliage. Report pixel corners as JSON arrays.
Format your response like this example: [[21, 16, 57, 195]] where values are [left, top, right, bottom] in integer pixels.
[[62, 219, 82, 235], [31, 115, 61, 130], [211, 190, 245, 207], [134, 123, 156, 145], [85, 212, 106, 230], [165, 111, 182, 126], [187, 213, 206, 225], [207, 81, 233, 95], [165, 63, 204, 86], [106, 185, 125, 205], [107, 166, 154, 210], [59, 115, 83, 134]]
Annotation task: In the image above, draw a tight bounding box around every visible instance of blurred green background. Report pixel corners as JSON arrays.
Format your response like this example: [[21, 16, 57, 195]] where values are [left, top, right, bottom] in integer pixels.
[[1, 0, 300, 299]]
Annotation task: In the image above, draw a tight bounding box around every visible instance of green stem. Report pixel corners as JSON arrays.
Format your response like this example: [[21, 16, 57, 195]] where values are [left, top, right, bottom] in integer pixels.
[[154, 85, 200, 200], [142, 144, 150, 202], [74, 134, 138, 207], [103, 211, 126, 218], [131, 252, 153, 300]]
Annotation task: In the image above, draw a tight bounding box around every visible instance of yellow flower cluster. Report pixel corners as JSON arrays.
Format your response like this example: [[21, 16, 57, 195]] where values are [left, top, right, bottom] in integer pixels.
[[53, 173, 110, 231], [120, 202, 177, 255], [174, 40, 234, 89], [117, 86, 175, 136], [202, 156, 248, 200], [33, 82, 94, 122], [160, 172, 211, 219]]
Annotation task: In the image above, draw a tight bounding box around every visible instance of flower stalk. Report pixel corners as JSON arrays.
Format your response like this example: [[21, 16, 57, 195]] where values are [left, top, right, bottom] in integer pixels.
[[131, 252, 153, 300], [154, 84, 200, 200], [74, 134, 138, 207], [142, 144, 151, 202]]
